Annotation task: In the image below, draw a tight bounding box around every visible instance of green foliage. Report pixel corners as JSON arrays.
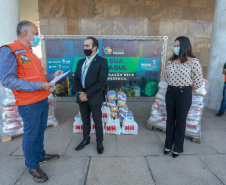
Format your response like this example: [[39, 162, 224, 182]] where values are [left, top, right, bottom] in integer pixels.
[[145, 81, 158, 96]]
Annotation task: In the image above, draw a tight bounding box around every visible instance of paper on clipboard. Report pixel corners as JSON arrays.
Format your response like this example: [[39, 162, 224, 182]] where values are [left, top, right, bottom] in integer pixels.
[[50, 70, 71, 83]]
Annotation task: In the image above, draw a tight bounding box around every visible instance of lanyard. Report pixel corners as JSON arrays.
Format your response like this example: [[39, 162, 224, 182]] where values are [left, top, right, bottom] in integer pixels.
[[82, 59, 92, 76], [83, 60, 89, 74]]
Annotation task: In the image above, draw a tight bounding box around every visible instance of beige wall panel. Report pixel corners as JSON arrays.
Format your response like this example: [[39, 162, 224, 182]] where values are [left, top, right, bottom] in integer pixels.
[[168, 7, 184, 21], [113, 19, 130, 35], [38, 0, 216, 77], [97, 19, 114, 35], [88, 4, 104, 18], [203, 22, 213, 38], [104, 4, 120, 17], [188, 22, 204, 37], [79, 19, 98, 35], [194, 37, 211, 52], [159, 21, 174, 36], [67, 19, 79, 35], [147, 20, 160, 36], [49, 18, 67, 35], [173, 21, 189, 37]]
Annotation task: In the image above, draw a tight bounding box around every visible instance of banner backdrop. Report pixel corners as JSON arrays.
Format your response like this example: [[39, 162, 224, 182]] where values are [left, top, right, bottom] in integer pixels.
[[45, 39, 162, 97]]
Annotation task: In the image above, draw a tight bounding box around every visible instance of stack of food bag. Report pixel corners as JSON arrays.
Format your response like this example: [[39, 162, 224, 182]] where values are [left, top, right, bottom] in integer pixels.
[[147, 79, 209, 138], [73, 90, 138, 135], [73, 112, 105, 134], [106, 90, 129, 122], [0, 85, 23, 139], [105, 90, 138, 135]]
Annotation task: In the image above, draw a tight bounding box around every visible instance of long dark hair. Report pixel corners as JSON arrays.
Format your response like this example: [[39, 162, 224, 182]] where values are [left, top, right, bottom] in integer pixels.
[[169, 36, 195, 63]]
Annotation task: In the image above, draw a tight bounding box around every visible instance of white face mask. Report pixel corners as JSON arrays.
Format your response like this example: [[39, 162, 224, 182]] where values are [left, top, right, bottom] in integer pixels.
[[174, 47, 180, 55], [26, 33, 40, 47]]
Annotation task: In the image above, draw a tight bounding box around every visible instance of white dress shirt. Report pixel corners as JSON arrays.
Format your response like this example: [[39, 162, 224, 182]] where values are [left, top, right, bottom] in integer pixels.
[[81, 54, 96, 88]]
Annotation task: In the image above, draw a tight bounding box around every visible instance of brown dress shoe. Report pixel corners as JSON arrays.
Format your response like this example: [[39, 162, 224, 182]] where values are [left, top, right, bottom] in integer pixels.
[[29, 167, 48, 183], [38, 154, 59, 163]]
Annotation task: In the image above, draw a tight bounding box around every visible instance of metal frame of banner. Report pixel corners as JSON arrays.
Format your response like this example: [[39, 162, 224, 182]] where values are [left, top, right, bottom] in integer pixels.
[[40, 35, 168, 102]]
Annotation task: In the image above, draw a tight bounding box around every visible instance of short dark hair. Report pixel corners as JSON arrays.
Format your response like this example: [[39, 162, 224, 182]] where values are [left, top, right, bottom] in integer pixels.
[[86, 37, 99, 51], [169, 36, 195, 63], [17, 20, 32, 36]]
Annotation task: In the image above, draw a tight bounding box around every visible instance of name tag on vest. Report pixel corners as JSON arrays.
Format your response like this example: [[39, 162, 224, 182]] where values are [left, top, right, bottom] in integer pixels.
[[22, 60, 32, 64]]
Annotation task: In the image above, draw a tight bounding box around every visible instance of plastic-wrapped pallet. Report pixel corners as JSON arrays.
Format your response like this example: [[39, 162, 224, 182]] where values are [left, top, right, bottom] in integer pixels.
[[186, 79, 209, 138], [147, 79, 167, 129], [147, 79, 209, 139], [0, 82, 59, 142], [0, 85, 23, 142]]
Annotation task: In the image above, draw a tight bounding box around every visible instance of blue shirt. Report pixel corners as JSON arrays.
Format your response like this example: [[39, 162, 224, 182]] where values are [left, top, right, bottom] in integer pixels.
[[0, 46, 54, 92], [81, 54, 96, 88]]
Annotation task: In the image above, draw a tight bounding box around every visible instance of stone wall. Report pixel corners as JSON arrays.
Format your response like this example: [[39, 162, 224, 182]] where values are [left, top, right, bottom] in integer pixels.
[[38, 0, 215, 77]]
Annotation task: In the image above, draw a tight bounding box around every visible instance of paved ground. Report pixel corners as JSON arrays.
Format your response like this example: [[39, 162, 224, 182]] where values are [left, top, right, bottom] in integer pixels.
[[0, 101, 226, 185]]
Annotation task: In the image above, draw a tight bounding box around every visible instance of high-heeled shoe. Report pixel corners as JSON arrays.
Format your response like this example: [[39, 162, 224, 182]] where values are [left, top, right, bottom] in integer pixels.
[[172, 152, 179, 158], [164, 149, 170, 155]]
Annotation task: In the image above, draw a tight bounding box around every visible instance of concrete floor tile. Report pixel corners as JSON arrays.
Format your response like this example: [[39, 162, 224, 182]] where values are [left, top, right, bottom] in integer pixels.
[[12, 130, 74, 156], [55, 102, 79, 117], [199, 154, 226, 184], [202, 128, 226, 153], [0, 156, 26, 185], [0, 135, 22, 156], [48, 116, 69, 131], [182, 138, 217, 155], [15, 156, 89, 185], [146, 155, 222, 185], [1, 103, 226, 185], [154, 128, 217, 155], [65, 133, 117, 157], [58, 116, 75, 132], [86, 157, 154, 185], [117, 130, 163, 156], [202, 116, 226, 129]]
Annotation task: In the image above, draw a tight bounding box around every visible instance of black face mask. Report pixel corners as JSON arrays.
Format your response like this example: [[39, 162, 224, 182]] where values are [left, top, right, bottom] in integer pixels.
[[84, 49, 93, 56]]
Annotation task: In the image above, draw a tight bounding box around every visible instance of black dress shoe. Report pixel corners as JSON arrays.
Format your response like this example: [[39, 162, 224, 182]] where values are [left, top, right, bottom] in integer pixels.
[[164, 149, 170, 155], [215, 112, 224, 117], [172, 152, 179, 158], [75, 139, 90, 151], [97, 143, 104, 154]]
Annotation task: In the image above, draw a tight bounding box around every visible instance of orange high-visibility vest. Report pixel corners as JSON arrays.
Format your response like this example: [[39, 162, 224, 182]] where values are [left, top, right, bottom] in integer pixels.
[[1, 40, 49, 106]]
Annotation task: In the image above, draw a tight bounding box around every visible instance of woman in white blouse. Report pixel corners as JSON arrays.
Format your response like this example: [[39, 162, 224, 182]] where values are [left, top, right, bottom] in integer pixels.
[[164, 36, 203, 158]]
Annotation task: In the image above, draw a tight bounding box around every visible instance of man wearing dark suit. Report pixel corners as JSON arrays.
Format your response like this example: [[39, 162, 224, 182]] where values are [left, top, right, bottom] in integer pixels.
[[74, 37, 108, 154]]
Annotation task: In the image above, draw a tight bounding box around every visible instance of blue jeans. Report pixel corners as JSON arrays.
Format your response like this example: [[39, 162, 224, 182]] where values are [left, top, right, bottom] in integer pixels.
[[18, 98, 49, 169], [219, 84, 226, 114]]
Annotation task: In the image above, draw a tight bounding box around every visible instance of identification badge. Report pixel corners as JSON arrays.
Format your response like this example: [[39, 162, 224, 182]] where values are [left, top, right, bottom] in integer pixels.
[[21, 55, 31, 64], [22, 60, 32, 64]]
